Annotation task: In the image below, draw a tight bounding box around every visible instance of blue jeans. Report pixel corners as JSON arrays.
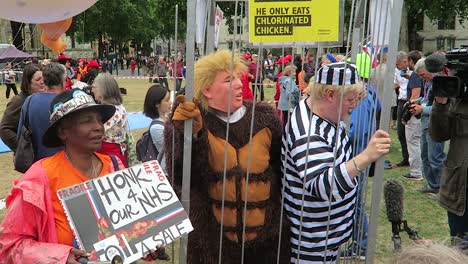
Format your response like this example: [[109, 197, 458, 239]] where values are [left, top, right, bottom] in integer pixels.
[[352, 176, 368, 253], [420, 128, 446, 190], [176, 78, 182, 91]]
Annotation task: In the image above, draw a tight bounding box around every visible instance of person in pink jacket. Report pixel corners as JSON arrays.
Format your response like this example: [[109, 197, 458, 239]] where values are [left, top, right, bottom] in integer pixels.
[[0, 89, 166, 263], [240, 53, 254, 100], [0, 89, 119, 263]]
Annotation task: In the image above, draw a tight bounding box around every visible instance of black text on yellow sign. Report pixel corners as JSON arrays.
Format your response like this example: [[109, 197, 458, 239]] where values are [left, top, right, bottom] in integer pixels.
[[249, 0, 340, 43], [255, 7, 311, 36]]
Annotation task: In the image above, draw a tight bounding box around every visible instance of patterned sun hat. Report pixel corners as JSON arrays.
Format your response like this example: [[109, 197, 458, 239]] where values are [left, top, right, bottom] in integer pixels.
[[42, 89, 115, 147]]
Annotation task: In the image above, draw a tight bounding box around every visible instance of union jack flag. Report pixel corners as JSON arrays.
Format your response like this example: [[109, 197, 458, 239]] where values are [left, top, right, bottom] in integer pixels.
[[362, 42, 388, 68]]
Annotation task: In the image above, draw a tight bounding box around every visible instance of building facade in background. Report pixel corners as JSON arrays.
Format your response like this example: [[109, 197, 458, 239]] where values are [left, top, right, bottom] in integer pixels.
[[0, 18, 94, 59], [3, 14, 468, 59], [418, 15, 468, 53]]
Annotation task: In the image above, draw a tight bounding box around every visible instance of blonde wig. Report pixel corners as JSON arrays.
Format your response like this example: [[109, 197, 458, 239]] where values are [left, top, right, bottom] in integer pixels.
[[391, 243, 468, 264], [194, 49, 247, 112]]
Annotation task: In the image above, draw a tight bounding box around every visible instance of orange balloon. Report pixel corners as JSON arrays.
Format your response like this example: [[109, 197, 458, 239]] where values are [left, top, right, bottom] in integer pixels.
[[38, 18, 73, 55]]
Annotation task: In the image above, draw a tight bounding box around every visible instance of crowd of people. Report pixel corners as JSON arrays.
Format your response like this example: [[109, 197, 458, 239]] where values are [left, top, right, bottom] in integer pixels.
[[0, 48, 466, 264], [390, 50, 468, 245]]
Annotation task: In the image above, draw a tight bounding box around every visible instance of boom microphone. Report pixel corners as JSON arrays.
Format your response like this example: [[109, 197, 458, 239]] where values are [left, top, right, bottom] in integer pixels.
[[384, 180, 405, 252], [383, 180, 420, 252], [425, 53, 447, 73], [384, 180, 404, 223]]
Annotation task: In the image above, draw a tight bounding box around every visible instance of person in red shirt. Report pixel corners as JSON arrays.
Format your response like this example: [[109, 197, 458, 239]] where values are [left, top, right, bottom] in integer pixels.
[[57, 54, 74, 90], [175, 55, 185, 92], [130, 59, 137, 75], [241, 53, 254, 100]]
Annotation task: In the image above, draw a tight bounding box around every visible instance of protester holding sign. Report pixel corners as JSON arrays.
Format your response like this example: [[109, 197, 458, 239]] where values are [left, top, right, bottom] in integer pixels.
[[0, 89, 164, 263], [165, 50, 290, 263]]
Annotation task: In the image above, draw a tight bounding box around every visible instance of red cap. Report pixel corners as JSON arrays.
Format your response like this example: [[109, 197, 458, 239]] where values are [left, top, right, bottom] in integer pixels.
[[78, 58, 87, 63], [57, 54, 71, 62], [284, 54, 293, 61], [242, 53, 251, 60], [87, 60, 99, 68], [275, 57, 284, 65]]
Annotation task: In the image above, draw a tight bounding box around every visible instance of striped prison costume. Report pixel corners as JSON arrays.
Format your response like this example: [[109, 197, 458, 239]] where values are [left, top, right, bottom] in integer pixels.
[[281, 99, 358, 263]]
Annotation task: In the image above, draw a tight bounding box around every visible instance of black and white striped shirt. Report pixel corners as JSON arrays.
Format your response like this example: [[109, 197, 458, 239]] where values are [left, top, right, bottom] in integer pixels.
[[281, 99, 358, 263]]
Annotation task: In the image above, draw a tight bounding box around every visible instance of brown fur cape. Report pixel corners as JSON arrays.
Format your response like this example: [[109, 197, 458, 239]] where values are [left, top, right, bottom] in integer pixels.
[[164, 100, 290, 264]]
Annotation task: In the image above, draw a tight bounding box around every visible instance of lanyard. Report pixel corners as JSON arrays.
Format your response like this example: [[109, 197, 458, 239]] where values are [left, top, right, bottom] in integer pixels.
[[423, 80, 431, 99]]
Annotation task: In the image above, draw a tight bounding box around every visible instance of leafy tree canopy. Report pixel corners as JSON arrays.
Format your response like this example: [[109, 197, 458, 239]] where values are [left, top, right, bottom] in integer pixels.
[[154, 0, 187, 41], [406, 0, 468, 23], [68, 0, 159, 56]]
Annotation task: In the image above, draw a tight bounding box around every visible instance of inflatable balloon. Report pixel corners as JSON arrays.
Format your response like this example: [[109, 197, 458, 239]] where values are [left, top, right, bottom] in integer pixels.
[[0, 0, 97, 23], [37, 18, 73, 55]]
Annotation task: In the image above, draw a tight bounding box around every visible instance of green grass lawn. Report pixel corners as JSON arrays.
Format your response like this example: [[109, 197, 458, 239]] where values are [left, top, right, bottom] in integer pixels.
[[367, 129, 450, 263], [0, 79, 451, 263], [262, 84, 450, 263]]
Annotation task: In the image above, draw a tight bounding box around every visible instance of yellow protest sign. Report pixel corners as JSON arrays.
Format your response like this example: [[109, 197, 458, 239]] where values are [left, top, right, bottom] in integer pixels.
[[249, 0, 340, 44]]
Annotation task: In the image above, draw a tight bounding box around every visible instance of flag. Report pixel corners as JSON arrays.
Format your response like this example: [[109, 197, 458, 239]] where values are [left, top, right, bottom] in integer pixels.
[[196, 0, 208, 45], [370, 0, 391, 46], [214, 5, 223, 48], [362, 41, 389, 68]]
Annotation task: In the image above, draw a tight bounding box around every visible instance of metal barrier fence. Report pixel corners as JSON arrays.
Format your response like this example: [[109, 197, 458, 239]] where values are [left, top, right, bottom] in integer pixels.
[[173, 0, 404, 263]]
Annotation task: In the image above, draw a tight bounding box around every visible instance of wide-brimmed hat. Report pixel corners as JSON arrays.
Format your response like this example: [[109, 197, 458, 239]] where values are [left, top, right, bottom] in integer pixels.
[[42, 89, 115, 148]]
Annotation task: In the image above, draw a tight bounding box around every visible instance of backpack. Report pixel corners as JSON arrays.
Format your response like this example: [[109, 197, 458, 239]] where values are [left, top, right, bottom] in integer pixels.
[[14, 95, 35, 173], [136, 120, 164, 162]]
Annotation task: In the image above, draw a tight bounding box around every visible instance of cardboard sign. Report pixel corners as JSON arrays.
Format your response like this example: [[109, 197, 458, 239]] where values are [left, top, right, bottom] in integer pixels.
[[58, 160, 193, 264], [248, 0, 340, 44]]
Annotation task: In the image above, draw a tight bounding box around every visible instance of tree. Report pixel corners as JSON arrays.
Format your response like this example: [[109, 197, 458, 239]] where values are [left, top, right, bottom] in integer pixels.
[[10, 21, 24, 50], [153, 0, 187, 44], [217, 2, 246, 35], [405, 0, 468, 50], [68, 0, 159, 58]]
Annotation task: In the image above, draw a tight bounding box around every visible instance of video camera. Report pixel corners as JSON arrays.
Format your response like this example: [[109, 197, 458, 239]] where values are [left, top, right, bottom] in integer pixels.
[[432, 45, 468, 98]]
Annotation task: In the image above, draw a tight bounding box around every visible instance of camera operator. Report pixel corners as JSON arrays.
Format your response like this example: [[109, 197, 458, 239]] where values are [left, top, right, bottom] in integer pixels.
[[410, 57, 447, 195], [429, 53, 468, 242]]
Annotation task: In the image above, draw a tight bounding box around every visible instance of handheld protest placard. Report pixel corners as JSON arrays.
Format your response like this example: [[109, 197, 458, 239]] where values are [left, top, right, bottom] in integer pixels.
[[58, 161, 193, 264]]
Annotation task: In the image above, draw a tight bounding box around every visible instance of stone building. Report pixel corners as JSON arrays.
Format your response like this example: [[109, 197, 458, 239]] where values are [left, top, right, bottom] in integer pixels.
[[417, 15, 468, 53], [0, 18, 95, 59]]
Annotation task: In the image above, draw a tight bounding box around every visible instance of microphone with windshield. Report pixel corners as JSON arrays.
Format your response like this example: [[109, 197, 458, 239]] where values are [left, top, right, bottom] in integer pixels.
[[383, 180, 421, 252]]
